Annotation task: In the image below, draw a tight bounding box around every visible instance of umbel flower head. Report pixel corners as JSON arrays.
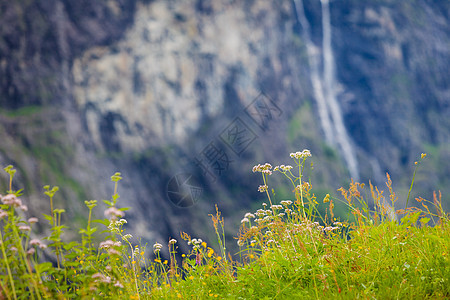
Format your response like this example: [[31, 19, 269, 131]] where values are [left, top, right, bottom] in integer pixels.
[[104, 207, 125, 220], [290, 149, 312, 159], [252, 163, 273, 174], [153, 242, 163, 254]]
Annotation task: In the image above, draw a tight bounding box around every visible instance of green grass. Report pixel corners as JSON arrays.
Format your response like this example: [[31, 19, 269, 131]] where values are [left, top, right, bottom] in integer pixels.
[[0, 151, 448, 299]]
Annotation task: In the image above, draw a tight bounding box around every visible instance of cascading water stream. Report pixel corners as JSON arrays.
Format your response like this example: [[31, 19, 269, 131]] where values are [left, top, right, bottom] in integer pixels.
[[293, 0, 360, 180], [294, 0, 335, 146]]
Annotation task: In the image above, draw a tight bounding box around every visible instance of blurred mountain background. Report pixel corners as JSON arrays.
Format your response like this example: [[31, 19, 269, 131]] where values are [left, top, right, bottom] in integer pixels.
[[1, 0, 449, 254]]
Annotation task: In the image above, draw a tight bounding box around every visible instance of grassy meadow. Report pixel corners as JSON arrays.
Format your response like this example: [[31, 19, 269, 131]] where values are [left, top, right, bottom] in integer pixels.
[[0, 151, 448, 299]]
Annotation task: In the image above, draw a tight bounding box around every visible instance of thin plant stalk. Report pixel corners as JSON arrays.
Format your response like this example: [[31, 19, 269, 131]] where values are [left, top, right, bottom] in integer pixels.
[[0, 230, 17, 300], [405, 153, 426, 209]]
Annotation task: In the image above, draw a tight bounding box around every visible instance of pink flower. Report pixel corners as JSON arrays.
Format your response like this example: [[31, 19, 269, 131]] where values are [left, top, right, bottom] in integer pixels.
[[1, 194, 22, 207], [104, 207, 125, 219], [19, 225, 31, 231], [30, 239, 47, 249], [28, 217, 39, 224], [0, 209, 8, 219]]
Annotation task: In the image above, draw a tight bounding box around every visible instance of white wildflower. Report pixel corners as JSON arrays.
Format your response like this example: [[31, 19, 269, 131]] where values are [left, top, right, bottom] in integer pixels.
[[153, 242, 163, 253], [252, 163, 273, 173], [323, 226, 339, 232], [122, 234, 132, 242], [280, 200, 293, 206], [244, 213, 256, 219], [280, 165, 293, 171], [100, 240, 115, 249], [240, 217, 249, 224], [258, 185, 268, 193], [290, 149, 312, 159]]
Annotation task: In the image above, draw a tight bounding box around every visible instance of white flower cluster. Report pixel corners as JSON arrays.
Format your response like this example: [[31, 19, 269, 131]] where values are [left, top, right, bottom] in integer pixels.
[[169, 238, 177, 245], [273, 165, 293, 172], [99, 240, 122, 249], [280, 200, 293, 206], [295, 182, 310, 192], [258, 185, 268, 193], [153, 242, 163, 254], [252, 163, 273, 175], [99, 240, 122, 255], [244, 213, 255, 219], [188, 238, 203, 250], [122, 234, 132, 242], [255, 209, 266, 218], [290, 149, 312, 159], [107, 218, 127, 233], [323, 226, 339, 232]]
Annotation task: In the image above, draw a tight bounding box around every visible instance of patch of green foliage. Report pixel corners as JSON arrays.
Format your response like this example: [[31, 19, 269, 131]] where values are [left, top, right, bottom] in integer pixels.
[[0, 106, 43, 118], [0, 152, 448, 299]]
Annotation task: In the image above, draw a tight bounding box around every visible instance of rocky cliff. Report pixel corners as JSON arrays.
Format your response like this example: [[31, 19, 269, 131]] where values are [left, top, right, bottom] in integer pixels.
[[1, 0, 449, 253]]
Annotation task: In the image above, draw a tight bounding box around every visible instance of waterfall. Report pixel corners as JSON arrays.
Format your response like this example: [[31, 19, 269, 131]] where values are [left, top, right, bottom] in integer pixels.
[[293, 0, 360, 180], [294, 0, 335, 146]]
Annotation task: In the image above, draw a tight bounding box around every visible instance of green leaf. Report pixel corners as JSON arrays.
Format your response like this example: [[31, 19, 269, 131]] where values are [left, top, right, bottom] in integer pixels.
[[87, 227, 98, 235], [401, 211, 421, 227], [93, 219, 110, 227], [419, 217, 430, 226], [64, 241, 79, 251], [43, 214, 53, 222], [36, 262, 53, 273]]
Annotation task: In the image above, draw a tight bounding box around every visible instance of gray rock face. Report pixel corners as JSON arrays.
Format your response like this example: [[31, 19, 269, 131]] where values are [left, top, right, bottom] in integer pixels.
[[72, 1, 295, 153], [1, 0, 449, 253]]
